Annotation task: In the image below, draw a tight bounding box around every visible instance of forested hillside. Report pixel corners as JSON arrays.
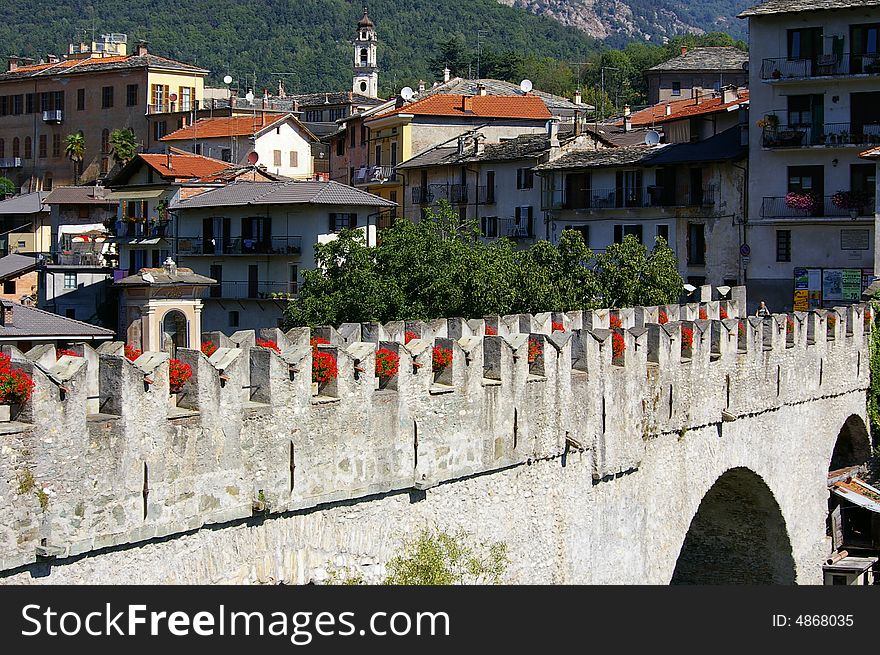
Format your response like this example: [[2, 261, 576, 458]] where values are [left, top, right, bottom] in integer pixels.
[[0, 0, 745, 107]]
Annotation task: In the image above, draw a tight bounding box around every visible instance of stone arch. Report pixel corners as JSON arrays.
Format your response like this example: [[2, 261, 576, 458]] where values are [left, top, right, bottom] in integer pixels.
[[829, 414, 871, 473], [671, 467, 796, 585], [161, 309, 188, 356]]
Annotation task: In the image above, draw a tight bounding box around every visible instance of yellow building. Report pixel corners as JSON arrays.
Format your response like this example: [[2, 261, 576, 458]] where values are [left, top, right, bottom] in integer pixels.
[[0, 34, 208, 192]]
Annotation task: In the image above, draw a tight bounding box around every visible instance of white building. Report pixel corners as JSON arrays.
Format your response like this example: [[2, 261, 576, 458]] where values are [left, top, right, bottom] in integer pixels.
[[353, 8, 379, 98], [160, 113, 317, 179], [169, 180, 395, 332], [739, 0, 880, 311]]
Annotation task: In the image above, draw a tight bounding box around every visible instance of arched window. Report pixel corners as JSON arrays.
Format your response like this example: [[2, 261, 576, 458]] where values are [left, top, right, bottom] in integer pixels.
[[23, 136, 31, 159], [43, 172, 52, 191], [360, 48, 368, 63], [0, 139, 4, 158], [162, 309, 189, 356], [12, 138, 19, 158]]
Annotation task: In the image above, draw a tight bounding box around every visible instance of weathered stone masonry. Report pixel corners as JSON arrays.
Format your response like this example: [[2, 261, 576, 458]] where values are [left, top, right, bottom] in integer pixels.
[[0, 290, 871, 584]]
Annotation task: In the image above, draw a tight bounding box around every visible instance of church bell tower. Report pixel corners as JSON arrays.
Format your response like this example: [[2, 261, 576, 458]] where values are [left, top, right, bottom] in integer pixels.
[[353, 7, 379, 97]]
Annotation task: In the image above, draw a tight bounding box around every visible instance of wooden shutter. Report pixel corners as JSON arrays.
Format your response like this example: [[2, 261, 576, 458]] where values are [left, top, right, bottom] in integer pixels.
[[329, 213, 337, 231], [527, 206, 534, 236], [615, 172, 624, 208], [516, 169, 523, 189], [614, 224, 623, 243]]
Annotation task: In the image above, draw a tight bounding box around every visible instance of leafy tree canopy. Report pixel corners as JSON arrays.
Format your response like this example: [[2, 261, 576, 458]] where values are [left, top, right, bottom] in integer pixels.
[[0, 177, 15, 197], [283, 202, 683, 328]]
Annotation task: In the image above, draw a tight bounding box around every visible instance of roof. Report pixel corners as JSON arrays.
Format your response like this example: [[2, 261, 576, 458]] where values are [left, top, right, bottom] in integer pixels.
[[195, 164, 290, 183], [860, 145, 880, 160], [221, 92, 385, 113], [648, 47, 748, 72], [623, 90, 749, 128], [0, 53, 208, 82], [161, 113, 317, 142], [358, 8, 375, 28], [43, 186, 115, 205], [115, 267, 216, 287], [397, 133, 558, 170], [739, 0, 880, 17], [138, 152, 230, 180], [171, 180, 397, 210], [0, 301, 114, 340], [0, 192, 48, 215], [371, 94, 552, 121], [831, 477, 880, 513], [644, 127, 746, 165], [534, 144, 666, 171], [420, 77, 593, 112], [0, 254, 36, 280]]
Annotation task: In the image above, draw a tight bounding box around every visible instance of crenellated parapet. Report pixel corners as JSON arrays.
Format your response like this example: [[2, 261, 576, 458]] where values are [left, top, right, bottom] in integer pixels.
[[0, 288, 870, 572]]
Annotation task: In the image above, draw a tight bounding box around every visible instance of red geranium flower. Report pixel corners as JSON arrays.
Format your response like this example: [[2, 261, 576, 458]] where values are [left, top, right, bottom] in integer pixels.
[[0, 353, 33, 404], [124, 344, 142, 362], [827, 315, 837, 330], [609, 315, 622, 328], [485, 325, 497, 336], [432, 346, 453, 372], [310, 336, 330, 350], [404, 331, 418, 345], [681, 326, 695, 350], [313, 350, 338, 384], [699, 308, 708, 320], [738, 322, 746, 338], [375, 348, 400, 378], [256, 338, 281, 353], [169, 358, 192, 393], [786, 316, 795, 333], [56, 349, 79, 359], [658, 310, 669, 325], [551, 321, 564, 332], [720, 307, 729, 320], [201, 341, 218, 357], [527, 338, 542, 364], [612, 332, 626, 359]]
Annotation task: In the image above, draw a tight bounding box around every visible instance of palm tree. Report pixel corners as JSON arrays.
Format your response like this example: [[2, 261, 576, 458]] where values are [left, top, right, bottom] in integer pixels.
[[64, 132, 85, 184], [108, 128, 138, 166]]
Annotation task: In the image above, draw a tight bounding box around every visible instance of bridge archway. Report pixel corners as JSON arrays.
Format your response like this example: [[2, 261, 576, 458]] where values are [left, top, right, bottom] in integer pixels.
[[671, 467, 796, 584], [829, 414, 871, 472]]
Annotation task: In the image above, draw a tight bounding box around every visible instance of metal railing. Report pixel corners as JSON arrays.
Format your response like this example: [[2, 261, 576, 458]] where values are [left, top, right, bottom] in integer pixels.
[[477, 185, 496, 204], [761, 53, 880, 80], [42, 110, 63, 123], [450, 184, 469, 204], [542, 186, 716, 210], [762, 122, 880, 148], [760, 195, 874, 219], [114, 221, 170, 239], [51, 251, 109, 267], [147, 103, 197, 115], [480, 217, 536, 239], [0, 158, 22, 168], [353, 165, 394, 185], [412, 186, 434, 204], [176, 236, 302, 256], [208, 281, 295, 300]]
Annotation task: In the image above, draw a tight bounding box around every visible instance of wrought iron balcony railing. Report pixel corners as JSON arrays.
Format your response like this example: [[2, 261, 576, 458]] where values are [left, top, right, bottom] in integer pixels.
[[176, 236, 303, 256], [208, 281, 296, 300], [761, 53, 880, 80], [762, 122, 880, 148], [760, 195, 874, 219], [542, 186, 716, 211]]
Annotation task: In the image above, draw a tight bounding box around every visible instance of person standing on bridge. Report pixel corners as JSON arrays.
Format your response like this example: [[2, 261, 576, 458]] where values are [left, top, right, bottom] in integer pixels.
[[756, 301, 770, 317]]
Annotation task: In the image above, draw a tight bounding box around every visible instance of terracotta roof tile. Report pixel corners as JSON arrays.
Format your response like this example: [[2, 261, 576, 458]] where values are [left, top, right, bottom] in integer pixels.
[[160, 114, 288, 140], [139, 153, 230, 179], [372, 94, 552, 121], [623, 90, 749, 128], [0, 53, 208, 81]]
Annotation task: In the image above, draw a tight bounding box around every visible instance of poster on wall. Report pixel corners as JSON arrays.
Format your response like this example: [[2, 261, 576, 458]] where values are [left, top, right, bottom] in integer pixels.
[[808, 269, 822, 309], [793, 268, 809, 311], [823, 269, 844, 302], [842, 269, 862, 301], [863, 269, 876, 294]]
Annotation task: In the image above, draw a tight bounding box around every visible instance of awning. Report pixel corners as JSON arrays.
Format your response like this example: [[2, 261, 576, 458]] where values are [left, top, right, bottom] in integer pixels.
[[104, 189, 166, 201], [832, 478, 880, 513], [59, 223, 106, 235]]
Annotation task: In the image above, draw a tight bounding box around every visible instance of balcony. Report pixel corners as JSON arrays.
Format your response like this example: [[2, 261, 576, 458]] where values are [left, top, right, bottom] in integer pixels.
[[412, 186, 435, 204], [0, 158, 22, 169], [542, 186, 716, 211], [113, 221, 170, 239], [450, 184, 469, 204], [176, 236, 303, 256], [760, 195, 874, 220], [353, 165, 395, 186], [761, 53, 880, 81], [42, 110, 63, 123], [477, 185, 496, 205], [762, 122, 880, 148], [208, 281, 296, 300], [51, 251, 109, 267], [147, 103, 197, 115]]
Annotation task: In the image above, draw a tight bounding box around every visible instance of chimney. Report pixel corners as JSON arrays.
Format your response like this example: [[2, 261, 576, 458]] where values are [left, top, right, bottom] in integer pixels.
[[135, 40, 148, 56], [0, 301, 12, 326], [163, 257, 178, 278], [418, 79, 426, 93], [476, 83, 487, 97], [166, 149, 173, 170], [573, 89, 582, 105], [623, 104, 632, 132], [457, 136, 466, 156], [443, 66, 451, 83], [681, 46, 688, 56], [665, 104, 672, 116], [47, 54, 59, 64], [475, 134, 486, 155], [7, 56, 18, 72], [461, 95, 474, 113]]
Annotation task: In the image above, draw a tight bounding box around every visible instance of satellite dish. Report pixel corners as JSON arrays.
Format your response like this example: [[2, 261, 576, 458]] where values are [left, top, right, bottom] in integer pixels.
[[644, 130, 661, 146], [245, 91, 255, 104], [169, 93, 178, 103], [223, 75, 233, 85], [246, 151, 259, 164], [400, 86, 415, 102], [741, 61, 749, 71], [520, 79, 533, 93]]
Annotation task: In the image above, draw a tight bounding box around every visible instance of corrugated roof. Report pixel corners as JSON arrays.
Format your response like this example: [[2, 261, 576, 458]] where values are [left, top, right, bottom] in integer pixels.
[[648, 47, 748, 72], [139, 153, 230, 179], [0, 302, 114, 339], [43, 186, 116, 205], [534, 144, 666, 171], [419, 77, 593, 111], [0, 191, 48, 215], [0, 254, 36, 280], [0, 53, 208, 81], [739, 0, 880, 17], [372, 94, 552, 121], [171, 180, 397, 210]]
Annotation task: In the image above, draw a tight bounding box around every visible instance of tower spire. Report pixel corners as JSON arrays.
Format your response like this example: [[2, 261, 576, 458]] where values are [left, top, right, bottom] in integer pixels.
[[353, 6, 379, 97]]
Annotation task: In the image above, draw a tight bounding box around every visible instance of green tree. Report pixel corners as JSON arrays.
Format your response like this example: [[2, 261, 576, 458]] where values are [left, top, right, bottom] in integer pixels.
[[64, 132, 85, 184], [0, 176, 15, 197], [108, 128, 138, 166], [383, 529, 508, 585], [594, 235, 684, 308]]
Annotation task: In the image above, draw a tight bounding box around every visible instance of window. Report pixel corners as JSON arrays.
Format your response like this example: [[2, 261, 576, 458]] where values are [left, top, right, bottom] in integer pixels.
[[786, 94, 816, 126], [687, 222, 706, 265], [289, 264, 299, 294], [221, 148, 232, 162], [101, 129, 110, 154], [787, 27, 823, 61], [126, 84, 138, 107], [566, 225, 590, 246], [12, 137, 19, 158], [361, 125, 367, 145], [290, 151, 298, 168], [516, 168, 534, 189], [25, 93, 35, 114], [329, 107, 346, 121], [101, 85, 114, 109], [0, 97, 7, 116], [3, 280, 15, 294], [23, 136, 31, 159], [273, 149, 282, 167], [329, 213, 356, 231], [375, 143, 382, 166], [0, 139, 4, 158], [304, 110, 322, 122], [77, 88, 85, 111], [481, 216, 498, 238], [151, 84, 169, 112], [63, 273, 77, 289], [614, 224, 643, 244], [43, 173, 52, 191], [52, 133, 61, 158], [228, 311, 240, 328], [40, 92, 50, 112], [776, 230, 791, 262], [671, 81, 682, 97], [12, 95, 23, 115], [564, 172, 590, 209], [390, 142, 398, 167], [336, 137, 345, 156], [153, 121, 167, 141], [350, 125, 356, 147], [38, 135, 47, 158], [513, 206, 534, 237], [178, 86, 194, 111], [656, 224, 669, 243], [485, 170, 495, 203]]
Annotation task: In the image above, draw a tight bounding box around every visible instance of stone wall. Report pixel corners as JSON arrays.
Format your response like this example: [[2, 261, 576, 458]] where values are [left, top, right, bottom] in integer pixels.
[[0, 290, 871, 584]]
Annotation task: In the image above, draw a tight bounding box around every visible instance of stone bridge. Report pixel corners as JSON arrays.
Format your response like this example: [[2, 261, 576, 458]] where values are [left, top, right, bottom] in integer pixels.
[[0, 289, 872, 584]]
